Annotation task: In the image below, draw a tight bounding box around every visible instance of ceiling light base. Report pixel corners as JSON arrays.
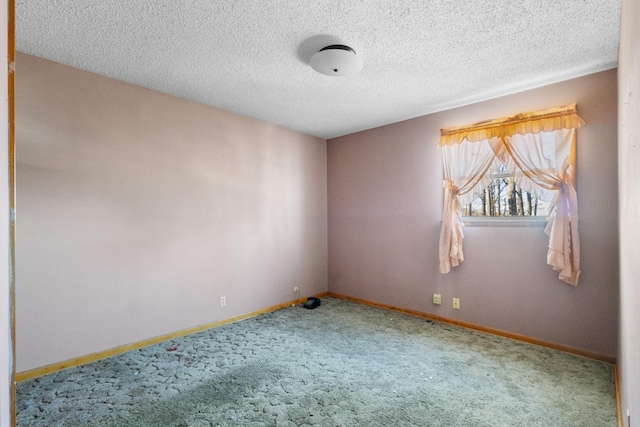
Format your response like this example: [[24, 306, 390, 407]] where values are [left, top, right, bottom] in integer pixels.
[[310, 45, 363, 77]]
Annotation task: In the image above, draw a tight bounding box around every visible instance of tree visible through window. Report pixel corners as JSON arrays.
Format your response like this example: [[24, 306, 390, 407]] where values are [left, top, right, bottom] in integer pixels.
[[462, 165, 550, 217]]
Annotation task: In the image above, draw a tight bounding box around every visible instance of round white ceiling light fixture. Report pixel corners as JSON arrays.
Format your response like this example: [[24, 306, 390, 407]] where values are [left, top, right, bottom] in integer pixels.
[[310, 45, 363, 77]]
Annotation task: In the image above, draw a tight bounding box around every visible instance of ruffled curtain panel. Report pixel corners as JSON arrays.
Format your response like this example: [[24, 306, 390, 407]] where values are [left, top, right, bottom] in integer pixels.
[[438, 104, 584, 286]]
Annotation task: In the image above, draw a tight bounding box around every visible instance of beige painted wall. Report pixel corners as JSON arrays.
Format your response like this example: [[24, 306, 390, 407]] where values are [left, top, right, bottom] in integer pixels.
[[328, 69, 618, 358], [618, 0, 640, 423], [15, 53, 328, 372]]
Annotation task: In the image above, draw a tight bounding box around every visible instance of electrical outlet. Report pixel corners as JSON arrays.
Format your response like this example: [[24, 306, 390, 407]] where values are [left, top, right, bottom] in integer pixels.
[[220, 296, 226, 307], [433, 294, 442, 305], [294, 286, 299, 293], [453, 298, 460, 310]]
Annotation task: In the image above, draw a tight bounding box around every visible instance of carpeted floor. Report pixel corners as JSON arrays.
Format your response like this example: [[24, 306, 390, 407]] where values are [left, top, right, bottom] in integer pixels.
[[17, 297, 617, 426]]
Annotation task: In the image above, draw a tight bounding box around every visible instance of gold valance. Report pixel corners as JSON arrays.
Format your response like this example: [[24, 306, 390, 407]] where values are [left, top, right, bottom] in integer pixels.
[[439, 103, 585, 146]]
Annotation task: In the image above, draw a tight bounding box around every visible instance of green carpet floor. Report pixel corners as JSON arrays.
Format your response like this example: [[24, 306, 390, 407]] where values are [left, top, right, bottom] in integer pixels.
[[17, 297, 617, 426]]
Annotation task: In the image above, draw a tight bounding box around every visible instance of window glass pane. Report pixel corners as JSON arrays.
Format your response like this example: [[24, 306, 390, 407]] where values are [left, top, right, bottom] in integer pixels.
[[461, 165, 550, 217]]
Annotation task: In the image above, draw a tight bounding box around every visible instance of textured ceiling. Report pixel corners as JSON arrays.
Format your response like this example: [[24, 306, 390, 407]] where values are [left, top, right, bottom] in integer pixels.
[[16, 0, 620, 139]]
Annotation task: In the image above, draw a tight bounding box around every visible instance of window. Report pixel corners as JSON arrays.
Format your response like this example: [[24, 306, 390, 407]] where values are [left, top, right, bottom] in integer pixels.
[[462, 165, 550, 217], [438, 104, 584, 286]]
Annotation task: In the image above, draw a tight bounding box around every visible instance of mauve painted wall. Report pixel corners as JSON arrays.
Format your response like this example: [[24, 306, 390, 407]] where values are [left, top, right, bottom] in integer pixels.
[[15, 53, 328, 372], [618, 0, 640, 423], [0, 3, 10, 425], [328, 69, 618, 358]]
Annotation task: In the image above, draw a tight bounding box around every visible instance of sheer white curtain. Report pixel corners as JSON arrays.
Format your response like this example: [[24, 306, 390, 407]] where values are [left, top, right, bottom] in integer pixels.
[[438, 138, 502, 274], [438, 104, 584, 285]]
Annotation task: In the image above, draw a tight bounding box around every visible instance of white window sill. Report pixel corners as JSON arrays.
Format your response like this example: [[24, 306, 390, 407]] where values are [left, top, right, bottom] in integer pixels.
[[462, 217, 547, 227]]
